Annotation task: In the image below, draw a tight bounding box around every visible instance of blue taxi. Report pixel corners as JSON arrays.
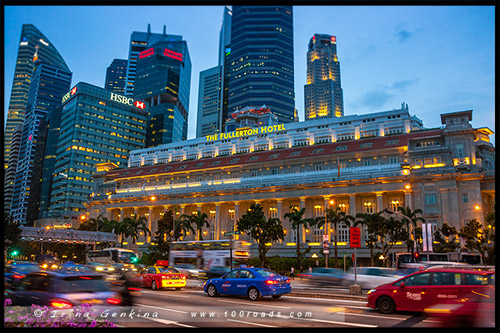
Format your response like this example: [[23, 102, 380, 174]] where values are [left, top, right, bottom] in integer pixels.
[[203, 267, 291, 301]]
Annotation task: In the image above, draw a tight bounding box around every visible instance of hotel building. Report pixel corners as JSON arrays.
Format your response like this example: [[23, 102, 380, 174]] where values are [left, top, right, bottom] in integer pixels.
[[86, 106, 495, 258]]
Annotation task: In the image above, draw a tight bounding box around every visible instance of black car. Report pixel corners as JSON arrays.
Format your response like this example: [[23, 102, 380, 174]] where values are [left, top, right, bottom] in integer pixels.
[[6, 270, 121, 308], [201, 266, 231, 280], [4, 262, 41, 288]]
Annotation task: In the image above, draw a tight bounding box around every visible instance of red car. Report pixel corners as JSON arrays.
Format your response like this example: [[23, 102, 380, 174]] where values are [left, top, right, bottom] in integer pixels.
[[366, 268, 495, 319], [141, 266, 187, 290]]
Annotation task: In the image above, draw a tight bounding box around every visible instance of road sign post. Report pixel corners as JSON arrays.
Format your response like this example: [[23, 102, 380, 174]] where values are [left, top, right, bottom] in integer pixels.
[[323, 234, 329, 268], [349, 227, 362, 295], [225, 231, 240, 270]]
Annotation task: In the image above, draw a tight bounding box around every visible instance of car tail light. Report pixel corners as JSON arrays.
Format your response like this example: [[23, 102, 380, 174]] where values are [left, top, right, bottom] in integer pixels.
[[285, 278, 290, 283], [107, 298, 122, 305], [161, 276, 167, 279], [128, 287, 141, 292], [265, 280, 278, 285], [181, 275, 186, 279], [13, 274, 24, 279], [50, 299, 73, 309]]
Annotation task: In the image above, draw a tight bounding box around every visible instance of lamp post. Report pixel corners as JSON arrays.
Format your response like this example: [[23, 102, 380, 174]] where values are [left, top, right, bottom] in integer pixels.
[[324, 199, 334, 268]]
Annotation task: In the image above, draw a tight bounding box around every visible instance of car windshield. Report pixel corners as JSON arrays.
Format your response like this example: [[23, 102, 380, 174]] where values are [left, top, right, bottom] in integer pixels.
[[176, 264, 195, 268], [255, 269, 279, 277], [58, 276, 109, 293], [158, 267, 180, 274], [14, 264, 40, 273], [118, 252, 136, 263]]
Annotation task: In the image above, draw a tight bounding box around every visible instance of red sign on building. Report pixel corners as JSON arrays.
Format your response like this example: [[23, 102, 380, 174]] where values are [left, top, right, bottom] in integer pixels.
[[350, 227, 361, 248]]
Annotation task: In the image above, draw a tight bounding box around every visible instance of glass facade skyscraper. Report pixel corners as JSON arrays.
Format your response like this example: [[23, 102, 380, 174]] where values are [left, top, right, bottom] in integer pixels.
[[105, 58, 128, 94], [4, 24, 69, 194], [228, 6, 295, 123], [134, 38, 191, 146], [10, 61, 72, 225], [196, 66, 222, 137], [48, 83, 148, 220], [304, 34, 344, 120]]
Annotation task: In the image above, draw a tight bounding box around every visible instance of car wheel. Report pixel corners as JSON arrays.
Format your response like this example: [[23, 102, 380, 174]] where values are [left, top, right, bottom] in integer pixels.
[[151, 280, 158, 290], [207, 284, 218, 297], [247, 287, 260, 301], [271, 295, 282, 299], [377, 296, 395, 314], [175, 287, 182, 291]]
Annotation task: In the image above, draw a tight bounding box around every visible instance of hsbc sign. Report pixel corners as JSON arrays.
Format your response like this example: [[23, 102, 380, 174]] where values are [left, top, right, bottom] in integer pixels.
[[110, 93, 145, 109]]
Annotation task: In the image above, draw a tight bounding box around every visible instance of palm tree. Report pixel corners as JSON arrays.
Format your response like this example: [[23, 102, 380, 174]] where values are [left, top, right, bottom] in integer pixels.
[[355, 212, 385, 266], [173, 214, 194, 241], [123, 214, 151, 244], [396, 206, 425, 252], [182, 211, 210, 241], [284, 206, 316, 269], [326, 208, 355, 267], [98, 216, 119, 247]]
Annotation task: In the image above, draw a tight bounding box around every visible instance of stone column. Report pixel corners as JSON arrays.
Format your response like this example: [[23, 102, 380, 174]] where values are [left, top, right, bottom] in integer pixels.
[[148, 207, 153, 243], [349, 195, 356, 216], [376, 192, 384, 212], [276, 200, 285, 242], [106, 208, 112, 220], [300, 197, 306, 243], [215, 203, 221, 240], [404, 191, 413, 211], [119, 208, 124, 222]]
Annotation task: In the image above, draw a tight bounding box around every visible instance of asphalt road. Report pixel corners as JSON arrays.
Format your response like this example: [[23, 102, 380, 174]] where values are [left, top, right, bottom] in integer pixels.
[[112, 287, 441, 328]]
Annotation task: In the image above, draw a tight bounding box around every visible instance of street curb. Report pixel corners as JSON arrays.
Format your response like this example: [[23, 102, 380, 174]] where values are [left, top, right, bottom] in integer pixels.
[[184, 284, 367, 301]]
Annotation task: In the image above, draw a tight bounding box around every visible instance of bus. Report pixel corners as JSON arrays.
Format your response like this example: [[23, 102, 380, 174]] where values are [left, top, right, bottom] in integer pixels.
[[86, 248, 138, 266], [394, 251, 483, 270], [169, 240, 251, 269]]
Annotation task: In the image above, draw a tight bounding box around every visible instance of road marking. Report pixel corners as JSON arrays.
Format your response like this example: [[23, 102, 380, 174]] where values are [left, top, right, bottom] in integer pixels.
[[284, 295, 366, 303], [336, 311, 409, 320], [135, 303, 188, 314], [140, 290, 190, 298], [283, 316, 377, 327], [227, 319, 277, 327], [216, 299, 292, 309], [142, 317, 195, 328]]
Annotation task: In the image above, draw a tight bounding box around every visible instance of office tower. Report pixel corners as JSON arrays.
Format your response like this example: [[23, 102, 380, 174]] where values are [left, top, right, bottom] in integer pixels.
[[133, 37, 191, 146], [4, 124, 22, 213], [196, 66, 222, 137], [228, 6, 295, 123], [105, 58, 128, 93], [4, 24, 69, 177], [305, 34, 344, 120], [196, 6, 232, 138], [123, 24, 170, 96], [10, 61, 72, 225], [48, 83, 148, 220]]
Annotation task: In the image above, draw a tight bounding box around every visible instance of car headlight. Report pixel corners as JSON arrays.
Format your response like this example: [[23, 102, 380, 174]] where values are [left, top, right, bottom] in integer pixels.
[[96, 266, 104, 271], [108, 267, 115, 272], [367, 288, 376, 295]]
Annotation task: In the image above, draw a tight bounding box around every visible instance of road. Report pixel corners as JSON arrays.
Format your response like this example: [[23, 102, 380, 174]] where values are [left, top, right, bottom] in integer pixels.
[[110, 286, 441, 328]]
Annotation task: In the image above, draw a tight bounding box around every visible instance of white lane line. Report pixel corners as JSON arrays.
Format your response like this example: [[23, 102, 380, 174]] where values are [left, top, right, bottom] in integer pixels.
[[142, 317, 196, 328], [135, 303, 188, 314], [216, 299, 292, 309], [282, 316, 377, 327], [336, 312, 410, 321], [227, 319, 277, 327], [284, 295, 367, 303], [140, 290, 190, 298]]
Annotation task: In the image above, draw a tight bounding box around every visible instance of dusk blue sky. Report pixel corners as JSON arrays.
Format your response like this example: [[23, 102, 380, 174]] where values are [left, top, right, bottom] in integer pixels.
[[4, 5, 496, 143]]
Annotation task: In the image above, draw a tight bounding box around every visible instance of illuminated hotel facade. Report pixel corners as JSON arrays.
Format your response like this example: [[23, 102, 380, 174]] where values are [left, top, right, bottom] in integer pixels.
[[86, 106, 495, 258]]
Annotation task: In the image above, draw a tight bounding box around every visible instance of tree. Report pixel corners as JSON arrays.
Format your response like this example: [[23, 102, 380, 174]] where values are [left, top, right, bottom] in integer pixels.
[[375, 217, 408, 267], [324, 208, 355, 267], [237, 203, 284, 268], [459, 219, 491, 264], [5, 213, 21, 252], [122, 214, 151, 244], [182, 211, 210, 241], [284, 206, 316, 269], [396, 206, 426, 252], [355, 212, 386, 266], [432, 223, 459, 253]]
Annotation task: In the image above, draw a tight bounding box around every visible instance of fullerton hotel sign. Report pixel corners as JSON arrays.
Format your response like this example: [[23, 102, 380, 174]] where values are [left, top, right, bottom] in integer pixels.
[[205, 124, 287, 142]]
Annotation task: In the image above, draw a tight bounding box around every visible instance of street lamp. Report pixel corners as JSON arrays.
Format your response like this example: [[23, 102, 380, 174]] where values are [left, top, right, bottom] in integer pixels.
[[324, 199, 334, 268]]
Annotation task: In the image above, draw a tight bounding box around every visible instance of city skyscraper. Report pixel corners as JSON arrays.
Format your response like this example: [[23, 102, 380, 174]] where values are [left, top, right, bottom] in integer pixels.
[[304, 34, 344, 120], [4, 124, 22, 213], [123, 25, 170, 96], [196, 66, 222, 137], [133, 37, 191, 146], [10, 61, 72, 225], [105, 58, 128, 93], [48, 83, 147, 220], [228, 6, 295, 124], [4, 24, 69, 174], [196, 6, 232, 138]]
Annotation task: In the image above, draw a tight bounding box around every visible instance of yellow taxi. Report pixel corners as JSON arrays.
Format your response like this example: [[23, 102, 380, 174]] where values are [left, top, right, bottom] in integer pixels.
[[141, 266, 187, 290]]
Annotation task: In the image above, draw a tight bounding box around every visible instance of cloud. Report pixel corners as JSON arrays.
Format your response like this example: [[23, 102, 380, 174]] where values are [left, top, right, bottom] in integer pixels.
[[353, 78, 418, 110], [395, 28, 412, 43], [391, 79, 419, 91]]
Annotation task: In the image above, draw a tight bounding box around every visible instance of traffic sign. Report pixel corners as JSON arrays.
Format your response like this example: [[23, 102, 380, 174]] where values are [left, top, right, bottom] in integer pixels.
[[350, 227, 361, 248], [323, 249, 330, 254], [225, 231, 240, 236]]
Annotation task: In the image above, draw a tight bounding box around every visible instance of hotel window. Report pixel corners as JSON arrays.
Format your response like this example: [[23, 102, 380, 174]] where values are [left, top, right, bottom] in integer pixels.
[[390, 157, 398, 164], [313, 204, 324, 217], [269, 207, 278, 218], [363, 201, 374, 213], [433, 156, 441, 164], [462, 193, 469, 203], [289, 151, 301, 157], [248, 156, 259, 161], [336, 145, 347, 151], [228, 208, 235, 220], [315, 164, 322, 171], [424, 157, 432, 165], [209, 209, 216, 221], [312, 148, 324, 154], [271, 168, 279, 175], [338, 224, 349, 243], [414, 158, 422, 166], [364, 160, 371, 166], [269, 154, 280, 159], [211, 160, 221, 166], [390, 199, 401, 212], [426, 193, 437, 205], [455, 144, 464, 158], [312, 225, 323, 242], [338, 202, 348, 213], [210, 225, 215, 240]]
